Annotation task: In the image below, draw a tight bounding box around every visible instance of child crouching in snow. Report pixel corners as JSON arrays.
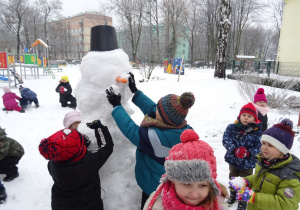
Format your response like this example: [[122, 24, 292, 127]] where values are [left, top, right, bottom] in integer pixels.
[[0, 127, 24, 182], [63, 110, 91, 147], [55, 76, 77, 109], [39, 120, 113, 210], [2, 86, 24, 113], [19, 85, 39, 108], [143, 129, 228, 210], [229, 119, 300, 210]]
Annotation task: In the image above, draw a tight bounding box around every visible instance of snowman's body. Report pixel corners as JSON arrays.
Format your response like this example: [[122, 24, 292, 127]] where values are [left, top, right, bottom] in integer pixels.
[[75, 49, 141, 209]]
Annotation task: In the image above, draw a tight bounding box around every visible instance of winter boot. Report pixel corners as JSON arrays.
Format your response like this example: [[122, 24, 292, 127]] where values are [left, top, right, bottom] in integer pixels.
[[3, 171, 19, 182], [227, 187, 236, 206], [20, 108, 25, 113], [237, 201, 248, 210], [36, 104, 39, 108], [2, 108, 6, 111], [0, 188, 7, 204]]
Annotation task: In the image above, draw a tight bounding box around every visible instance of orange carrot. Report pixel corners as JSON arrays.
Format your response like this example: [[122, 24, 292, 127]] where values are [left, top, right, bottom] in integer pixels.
[[116, 76, 128, 83]]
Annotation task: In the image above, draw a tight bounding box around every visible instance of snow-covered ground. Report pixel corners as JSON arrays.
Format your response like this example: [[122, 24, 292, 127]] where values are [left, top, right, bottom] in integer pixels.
[[0, 65, 300, 210]]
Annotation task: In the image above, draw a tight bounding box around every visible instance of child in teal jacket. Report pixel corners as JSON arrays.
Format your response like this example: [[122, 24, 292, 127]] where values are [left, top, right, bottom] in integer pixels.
[[106, 72, 195, 209], [229, 119, 300, 210]]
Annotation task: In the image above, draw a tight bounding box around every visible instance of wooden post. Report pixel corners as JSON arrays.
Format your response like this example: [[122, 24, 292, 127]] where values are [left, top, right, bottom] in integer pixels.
[[177, 55, 184, 82], [298, 110, 300, 126]]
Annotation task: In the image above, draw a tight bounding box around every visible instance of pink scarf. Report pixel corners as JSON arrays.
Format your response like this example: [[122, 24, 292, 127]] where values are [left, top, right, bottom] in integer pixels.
[[253, 103, 269, 116], [147, 182, 219, 210]]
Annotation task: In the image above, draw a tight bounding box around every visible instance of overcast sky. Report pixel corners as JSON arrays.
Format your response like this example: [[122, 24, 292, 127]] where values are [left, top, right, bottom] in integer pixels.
[[61, 0, 119, 26], [62, 0, 100, 17]]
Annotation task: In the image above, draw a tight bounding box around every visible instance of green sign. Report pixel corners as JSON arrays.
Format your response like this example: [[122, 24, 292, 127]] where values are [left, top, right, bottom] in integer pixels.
[[24, 54, 38, 65]]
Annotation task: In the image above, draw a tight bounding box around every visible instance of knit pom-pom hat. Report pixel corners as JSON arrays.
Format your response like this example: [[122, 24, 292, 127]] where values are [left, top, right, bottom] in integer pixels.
[[254, 88, 267, 103], [162, 129, 220, 196], [157, 92, 195, 126], [39, 129, 86, 162], [238, 102, 258, 123], [3, 86, 11, 93], [63, 111, 82, 128], [261, 118, 295, 154]]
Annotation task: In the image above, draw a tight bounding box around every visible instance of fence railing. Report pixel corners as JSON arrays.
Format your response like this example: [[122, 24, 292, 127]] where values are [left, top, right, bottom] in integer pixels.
[[276, 62, 300, 77]]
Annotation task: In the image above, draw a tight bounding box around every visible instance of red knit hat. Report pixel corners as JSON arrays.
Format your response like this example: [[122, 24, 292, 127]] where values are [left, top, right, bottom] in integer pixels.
[[254, 88, 267, 103], [39, 129, 86, 162], [162, 129, 220, 196], [238, 103, 258, 123]]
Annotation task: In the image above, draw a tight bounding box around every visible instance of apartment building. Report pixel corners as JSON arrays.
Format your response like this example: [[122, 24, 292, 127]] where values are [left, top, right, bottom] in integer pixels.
[[275, 0, 300, 76], [48, 13, 112, 61]]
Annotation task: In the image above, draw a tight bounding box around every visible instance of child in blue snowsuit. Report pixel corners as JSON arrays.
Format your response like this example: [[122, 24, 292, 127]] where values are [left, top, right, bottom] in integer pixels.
[[19, 85, 39, 108], [106, 72, 195, 210], [222, 102, 263, 210]]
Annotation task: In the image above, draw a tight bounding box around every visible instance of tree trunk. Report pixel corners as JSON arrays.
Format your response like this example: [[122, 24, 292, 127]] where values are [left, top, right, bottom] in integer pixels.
[[214, 0, 232, 78]]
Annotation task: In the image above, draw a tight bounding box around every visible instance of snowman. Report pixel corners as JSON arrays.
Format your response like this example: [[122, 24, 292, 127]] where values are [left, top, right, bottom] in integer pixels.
[[75, 25, 140, 209]]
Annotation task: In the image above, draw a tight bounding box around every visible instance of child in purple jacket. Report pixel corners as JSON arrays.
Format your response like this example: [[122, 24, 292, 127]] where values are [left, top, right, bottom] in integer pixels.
[[2, 87, 24, 113]]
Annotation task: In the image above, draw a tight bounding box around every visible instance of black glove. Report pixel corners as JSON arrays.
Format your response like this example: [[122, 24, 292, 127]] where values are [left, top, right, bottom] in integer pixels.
[[106, 87, 121, 107], [86, 120, 103, 129], [83, 135, 91, 147], [128, 72, 138, 93]]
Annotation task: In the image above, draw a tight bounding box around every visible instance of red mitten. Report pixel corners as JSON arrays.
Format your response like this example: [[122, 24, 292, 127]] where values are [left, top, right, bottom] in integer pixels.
[[59, 86, 65, 94], [235, 147, 249, 158]]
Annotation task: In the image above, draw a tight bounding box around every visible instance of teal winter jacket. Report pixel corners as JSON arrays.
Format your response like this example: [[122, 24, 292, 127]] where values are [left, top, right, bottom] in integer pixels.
[[111, 90, 193, 195], [245, 154, 300, 210]]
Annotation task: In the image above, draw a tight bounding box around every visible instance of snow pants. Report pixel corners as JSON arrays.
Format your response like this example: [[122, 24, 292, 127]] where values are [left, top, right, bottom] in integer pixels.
[[229, 164, 253, 179], [0, 157, 21, 176]]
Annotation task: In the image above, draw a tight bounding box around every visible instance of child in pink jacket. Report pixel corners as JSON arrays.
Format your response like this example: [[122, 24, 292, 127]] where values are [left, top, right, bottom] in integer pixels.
[[2, 87, 24, 113]]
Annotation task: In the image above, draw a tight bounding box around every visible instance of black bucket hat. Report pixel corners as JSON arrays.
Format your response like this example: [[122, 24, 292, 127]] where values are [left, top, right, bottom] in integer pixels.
[[90, 25, 118, 51]]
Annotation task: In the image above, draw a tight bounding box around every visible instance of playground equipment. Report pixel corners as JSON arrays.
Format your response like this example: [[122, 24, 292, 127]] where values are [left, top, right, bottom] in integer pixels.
[[0, 49, 24, 88], [163, 58, 185, 75]]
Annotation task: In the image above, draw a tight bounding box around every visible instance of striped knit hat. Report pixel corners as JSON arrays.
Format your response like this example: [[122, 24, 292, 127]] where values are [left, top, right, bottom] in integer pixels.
[[157, 92, 195, 126], [238, 102, 258, 123], [261, 119, 294, 155]]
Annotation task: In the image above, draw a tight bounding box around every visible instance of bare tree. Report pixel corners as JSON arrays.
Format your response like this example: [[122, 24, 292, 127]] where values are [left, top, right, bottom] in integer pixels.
[[182, 0, 201, 66], [105, 0, 146, 63], [270, 0, 284, 33], [230, 0, 265, 57], [0, 0, 29, 56], [22, 4, 43, 49], [37, 0, 62, 45], [215, 0, 231, 78], [162, 0, 185, 58], [199, 0, 220, 67]]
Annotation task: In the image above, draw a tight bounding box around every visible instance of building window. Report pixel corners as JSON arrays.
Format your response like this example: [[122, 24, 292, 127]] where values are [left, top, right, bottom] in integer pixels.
[[183, 50, 185, 54], [183, 44, 185, 47]]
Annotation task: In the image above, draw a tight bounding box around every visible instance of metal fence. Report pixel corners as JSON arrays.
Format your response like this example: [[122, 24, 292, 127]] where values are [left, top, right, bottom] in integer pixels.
[[232, 60, 275, 76], [276, 62, 300, 77]]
